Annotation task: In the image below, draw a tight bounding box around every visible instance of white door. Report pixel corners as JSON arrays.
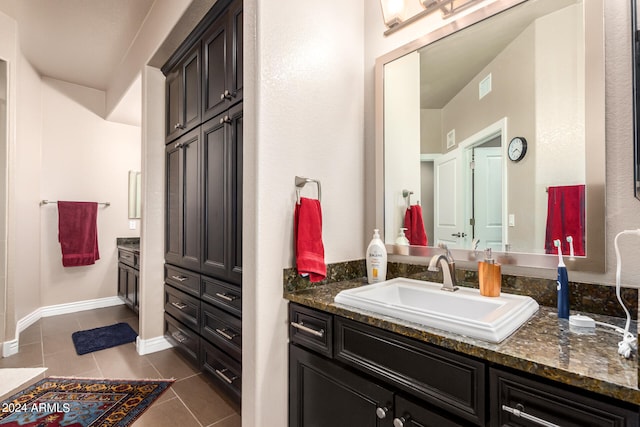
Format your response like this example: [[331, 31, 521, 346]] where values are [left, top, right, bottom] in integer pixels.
[[433, 149, 465, 248], [474, 147, 503, 251]]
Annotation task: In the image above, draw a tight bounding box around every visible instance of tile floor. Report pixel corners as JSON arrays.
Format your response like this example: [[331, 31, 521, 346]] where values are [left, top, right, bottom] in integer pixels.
[[0, 304, 241, 427]]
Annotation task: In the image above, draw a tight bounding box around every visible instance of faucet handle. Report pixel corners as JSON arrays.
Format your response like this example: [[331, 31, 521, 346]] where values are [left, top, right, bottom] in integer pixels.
[[437, 242, 454, 262]]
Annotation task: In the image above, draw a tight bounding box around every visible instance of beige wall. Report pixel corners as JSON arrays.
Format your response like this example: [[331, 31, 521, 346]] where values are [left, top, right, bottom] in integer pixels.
[[38, 77, 141, 308], [12, 53, 42, 322], [243, 0, 365, 425]]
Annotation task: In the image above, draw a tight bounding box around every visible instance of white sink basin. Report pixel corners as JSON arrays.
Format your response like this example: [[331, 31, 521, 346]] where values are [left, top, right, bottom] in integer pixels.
[[334, 277, 539, 343]]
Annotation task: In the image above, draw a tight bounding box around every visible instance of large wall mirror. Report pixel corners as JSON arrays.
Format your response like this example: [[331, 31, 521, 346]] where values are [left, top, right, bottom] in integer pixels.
[[375, 0, 605, 272]]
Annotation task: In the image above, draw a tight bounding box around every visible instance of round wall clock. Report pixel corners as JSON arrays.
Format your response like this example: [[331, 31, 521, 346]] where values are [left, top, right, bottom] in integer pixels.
[[508, 137, 527, 162]]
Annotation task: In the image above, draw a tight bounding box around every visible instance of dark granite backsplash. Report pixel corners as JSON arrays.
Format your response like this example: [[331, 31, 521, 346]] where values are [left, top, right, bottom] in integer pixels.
[[284, 260, 638, 320]]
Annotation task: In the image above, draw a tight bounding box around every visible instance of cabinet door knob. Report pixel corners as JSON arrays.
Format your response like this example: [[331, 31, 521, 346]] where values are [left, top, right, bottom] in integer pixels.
[[220, 89, 235, 100], [393, 416, 410, 427], [451, 232, 467, 238], [174, 142, 183, 149], [174, 123, 185, 130], [375, 407, 389, 419], [219, 115, 231, 125]]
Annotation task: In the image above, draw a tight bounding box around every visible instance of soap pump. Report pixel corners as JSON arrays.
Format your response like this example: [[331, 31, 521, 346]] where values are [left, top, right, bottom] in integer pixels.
[[394, 228, 410, 255], [478, 248, 501, 297], [366, 229, 387, 284], [555, 239, 570, 319]]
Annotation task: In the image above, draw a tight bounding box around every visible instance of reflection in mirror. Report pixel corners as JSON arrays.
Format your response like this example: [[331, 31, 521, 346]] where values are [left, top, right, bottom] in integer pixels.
[[128, 170, 141, 219], [376, 0, 605, 271]]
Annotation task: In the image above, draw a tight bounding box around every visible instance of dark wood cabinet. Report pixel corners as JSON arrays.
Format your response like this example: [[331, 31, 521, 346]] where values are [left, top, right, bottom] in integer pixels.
[[201, 103, 242, 283], [117, 247, 139, 313], [289, 303, 640, 427], [202, 0, 243, 123], [162, 0, 243, 406], [165, 43, 201, 143], [165, 127, 201, 271]]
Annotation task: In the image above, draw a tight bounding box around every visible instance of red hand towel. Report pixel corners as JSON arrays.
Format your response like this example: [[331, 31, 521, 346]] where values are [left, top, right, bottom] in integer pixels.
[[58, 201, 100, 267], [404, 205, 428, 246], [544, 185, 585, 256], [294, 197, 326, 282]]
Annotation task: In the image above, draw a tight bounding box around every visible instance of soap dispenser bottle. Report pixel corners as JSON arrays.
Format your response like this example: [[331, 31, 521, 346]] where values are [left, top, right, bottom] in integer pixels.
[[478, 248, 501, 297], [394, 228, 410, 255], [366, 229, 387, 284]]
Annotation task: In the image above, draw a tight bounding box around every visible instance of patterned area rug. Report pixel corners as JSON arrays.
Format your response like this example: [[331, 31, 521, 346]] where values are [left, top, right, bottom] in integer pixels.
[[0, 377, 173, 426]]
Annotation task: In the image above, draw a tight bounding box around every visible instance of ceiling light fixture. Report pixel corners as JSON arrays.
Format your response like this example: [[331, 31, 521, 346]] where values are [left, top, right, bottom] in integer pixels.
[[382, 0, 482, 35], [380, 0, 407, 28]]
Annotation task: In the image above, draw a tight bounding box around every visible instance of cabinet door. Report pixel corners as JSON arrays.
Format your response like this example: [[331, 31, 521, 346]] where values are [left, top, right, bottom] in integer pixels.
[[165, 128, 201, 270], [202, 0, 243, 123], [130, 268, 139, 313], [289, 344, 394, 427], [118, 263, 128, 301], [165, 44, 200, 143], [165, 66, 182, 142], [202, 12, 228, 122], [201, 104, 242, 284]]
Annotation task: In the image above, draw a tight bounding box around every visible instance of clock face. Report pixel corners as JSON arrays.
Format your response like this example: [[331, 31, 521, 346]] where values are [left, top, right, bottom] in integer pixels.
[[508, 137, 527, 162]]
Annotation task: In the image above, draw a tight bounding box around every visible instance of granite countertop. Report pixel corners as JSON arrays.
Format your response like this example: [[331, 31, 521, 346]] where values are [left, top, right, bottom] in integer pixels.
[[284, 278, 640, 405], [116, 237, 140, 254]]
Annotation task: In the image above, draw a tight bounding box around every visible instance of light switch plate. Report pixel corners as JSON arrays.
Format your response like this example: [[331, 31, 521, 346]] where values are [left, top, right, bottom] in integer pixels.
[[508, 214, 515, 227], [129, 220, 136, 230]]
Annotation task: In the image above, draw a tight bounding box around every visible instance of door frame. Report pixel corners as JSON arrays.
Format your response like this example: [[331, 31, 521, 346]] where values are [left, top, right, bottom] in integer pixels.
[[458, 118, 508, 251]]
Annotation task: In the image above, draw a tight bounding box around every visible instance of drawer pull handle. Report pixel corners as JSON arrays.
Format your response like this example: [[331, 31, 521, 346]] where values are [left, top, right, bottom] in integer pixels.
[[215, 368, 238, 384], [171, 302, 187, 310], [171, 275, 188, 282], [215, 292, 238, 302], [215, 328, 238, 341], [171, 331, 187, 343], [290, 321, 325, 338], [502, 404, 560, 427]]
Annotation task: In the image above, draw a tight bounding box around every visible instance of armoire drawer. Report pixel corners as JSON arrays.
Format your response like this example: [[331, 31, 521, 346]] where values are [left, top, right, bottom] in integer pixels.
[[202, 277, 242, 317], [164, 284, 200, 332], [165, 264, 200, 297], [201, 302, 242, 361], [165, 313, 200, 366], [289, 303, 333, 358], [202, 339, 241, 404]]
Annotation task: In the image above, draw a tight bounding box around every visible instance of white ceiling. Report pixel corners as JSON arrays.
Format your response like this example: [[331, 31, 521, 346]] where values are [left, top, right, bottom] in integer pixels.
[[1, 0, 156, 92]]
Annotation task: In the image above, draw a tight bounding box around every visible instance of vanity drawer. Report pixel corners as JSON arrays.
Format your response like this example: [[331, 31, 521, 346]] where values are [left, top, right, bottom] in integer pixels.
[[289, 303, 333, 358], [335, 317, 485, 426], [165, 313, 200, 366], [490, 368, 639, 427], [201, 339, 241, 404], [202, 277, 242, 317], [165, 264, 200, 297], [201, 301, 242, 361], [164, 284, 200, 332], [118, 249, 138, 268]]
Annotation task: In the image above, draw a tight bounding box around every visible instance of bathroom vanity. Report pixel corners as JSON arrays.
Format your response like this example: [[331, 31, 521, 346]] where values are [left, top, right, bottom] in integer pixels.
[[285, 277, 640, 427], [117, 238, 140, 314]]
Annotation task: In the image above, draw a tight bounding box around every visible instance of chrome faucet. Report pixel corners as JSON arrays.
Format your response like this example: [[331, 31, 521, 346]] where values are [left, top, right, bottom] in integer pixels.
[[428, 244, 459, 292]]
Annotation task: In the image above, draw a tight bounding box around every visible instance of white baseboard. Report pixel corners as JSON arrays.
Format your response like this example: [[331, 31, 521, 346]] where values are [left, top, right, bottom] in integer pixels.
[[2, 296, 125, 358], [136, 335, 173, 356]]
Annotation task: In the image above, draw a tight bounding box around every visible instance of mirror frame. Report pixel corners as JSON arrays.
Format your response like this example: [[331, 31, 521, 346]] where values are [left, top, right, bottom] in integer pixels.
[[375, 0, 606, 272], [633, 0, 640, 201]]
